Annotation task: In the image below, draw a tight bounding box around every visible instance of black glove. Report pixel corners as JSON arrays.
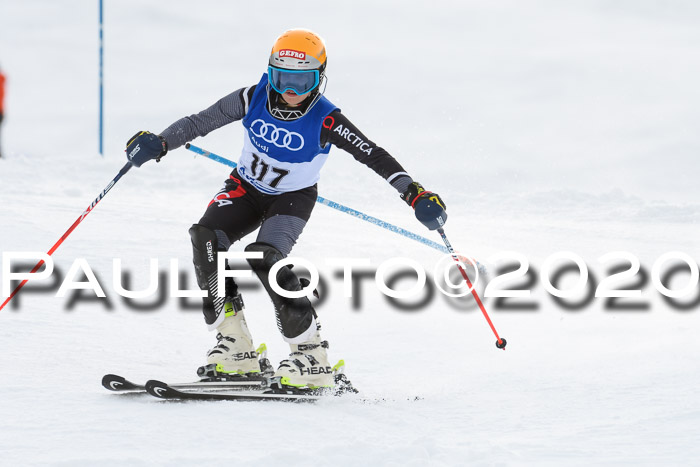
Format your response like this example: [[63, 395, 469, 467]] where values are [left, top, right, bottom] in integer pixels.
[[126, 131, 167, 167], [401, 182, 447, 230]]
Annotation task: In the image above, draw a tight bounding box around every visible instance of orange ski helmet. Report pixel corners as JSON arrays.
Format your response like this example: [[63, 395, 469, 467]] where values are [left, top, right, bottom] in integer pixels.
[[268, 28, 327, 96]]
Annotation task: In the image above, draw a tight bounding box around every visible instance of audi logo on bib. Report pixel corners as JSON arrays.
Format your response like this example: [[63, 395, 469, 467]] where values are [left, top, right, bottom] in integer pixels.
[[250, 119, 305, 151]]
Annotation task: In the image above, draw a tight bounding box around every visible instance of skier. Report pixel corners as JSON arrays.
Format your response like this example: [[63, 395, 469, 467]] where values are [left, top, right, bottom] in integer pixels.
[[126, 29, 446, 391]]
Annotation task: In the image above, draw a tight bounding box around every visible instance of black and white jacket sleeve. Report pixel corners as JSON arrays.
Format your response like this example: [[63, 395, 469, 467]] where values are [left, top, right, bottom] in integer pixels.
[[159, 86, 257, 151], [321, 110, 413, 193]]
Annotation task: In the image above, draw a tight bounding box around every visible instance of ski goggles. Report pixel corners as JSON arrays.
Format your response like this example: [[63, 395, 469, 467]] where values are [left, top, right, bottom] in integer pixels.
[[268, 66, 320, 96]]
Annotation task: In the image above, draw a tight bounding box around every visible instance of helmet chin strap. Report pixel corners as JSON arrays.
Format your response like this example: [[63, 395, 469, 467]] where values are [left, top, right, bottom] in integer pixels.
[[267, 76, 328, 121]]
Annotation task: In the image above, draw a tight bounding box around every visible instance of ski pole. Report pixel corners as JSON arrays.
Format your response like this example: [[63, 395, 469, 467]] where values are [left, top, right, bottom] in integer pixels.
[[437, 227, 507, 350], [0, 162, 133, 312], [184, 143, 485, 272]]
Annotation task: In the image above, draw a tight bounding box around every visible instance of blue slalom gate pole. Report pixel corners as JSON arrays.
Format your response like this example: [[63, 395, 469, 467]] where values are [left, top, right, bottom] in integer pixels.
[[184, 143, 449, 254], [98, 0, 104, 156]]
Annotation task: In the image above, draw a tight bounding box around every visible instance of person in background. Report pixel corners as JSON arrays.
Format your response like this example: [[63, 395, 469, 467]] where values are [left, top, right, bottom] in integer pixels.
[[0, 66, 5, 158]]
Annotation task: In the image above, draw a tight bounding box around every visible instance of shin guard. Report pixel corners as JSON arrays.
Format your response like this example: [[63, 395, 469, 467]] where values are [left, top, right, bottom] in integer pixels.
[[245, 242, 317, 343], [189, 224, 230, 329]]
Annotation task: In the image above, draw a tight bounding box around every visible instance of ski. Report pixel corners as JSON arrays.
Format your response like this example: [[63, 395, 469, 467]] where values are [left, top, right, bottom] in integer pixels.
[[108, 373, 416, 404], [145, 372, 358, 402], [101, 373, 269, 393], [145, 379, 323, 403], [103, 343, 276, 394]]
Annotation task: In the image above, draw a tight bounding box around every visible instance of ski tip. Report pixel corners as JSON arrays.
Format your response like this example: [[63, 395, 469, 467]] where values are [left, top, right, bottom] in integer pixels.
[[102, 374, 141, 391], [102, 374, 124, 391], [145, 380, 175, 399]]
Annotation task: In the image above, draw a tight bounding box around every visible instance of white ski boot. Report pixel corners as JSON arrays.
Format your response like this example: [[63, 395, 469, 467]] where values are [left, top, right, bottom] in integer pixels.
[[206, 296, 260, 375], [274, 331, 334, 389]]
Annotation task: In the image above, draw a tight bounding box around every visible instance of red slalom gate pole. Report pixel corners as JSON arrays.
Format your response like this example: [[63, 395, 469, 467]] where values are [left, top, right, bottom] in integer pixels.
[[0, 162, 133, 312], [437, 227, 507, 350]]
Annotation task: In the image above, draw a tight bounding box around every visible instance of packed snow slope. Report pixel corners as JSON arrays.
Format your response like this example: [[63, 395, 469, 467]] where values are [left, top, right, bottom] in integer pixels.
[[1, 1, 699, 466]]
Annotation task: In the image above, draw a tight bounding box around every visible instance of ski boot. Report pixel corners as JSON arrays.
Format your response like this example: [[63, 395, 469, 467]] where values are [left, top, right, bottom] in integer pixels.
[[269, 331, 358, 394], [198, 295, 268, 379], [198, 342, 273, 381]]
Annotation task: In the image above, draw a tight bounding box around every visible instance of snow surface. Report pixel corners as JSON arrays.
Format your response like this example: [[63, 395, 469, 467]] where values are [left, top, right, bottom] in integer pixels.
[[1, 1, 700, 465]]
